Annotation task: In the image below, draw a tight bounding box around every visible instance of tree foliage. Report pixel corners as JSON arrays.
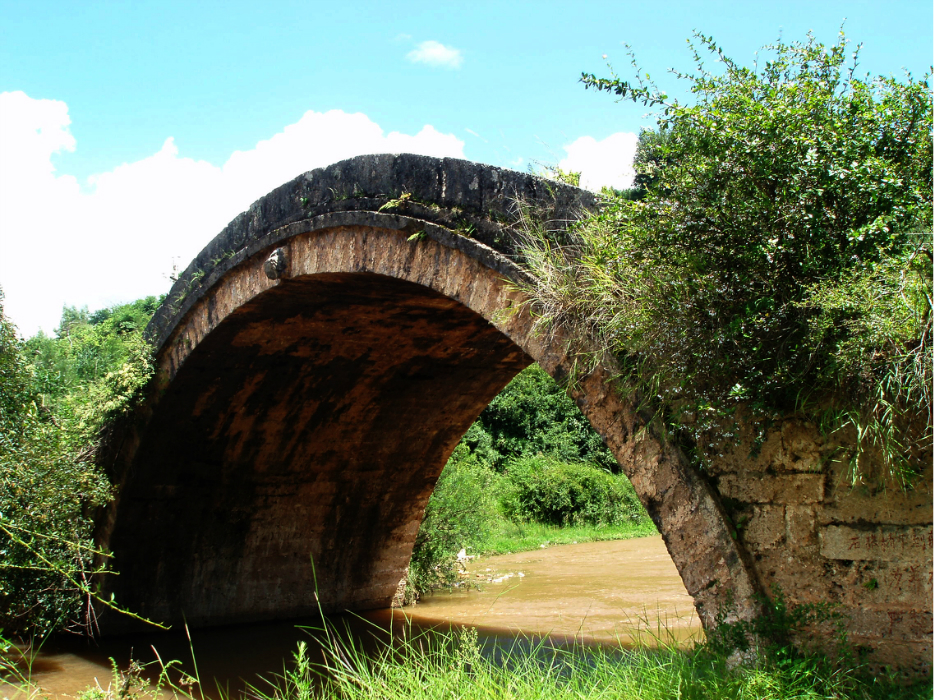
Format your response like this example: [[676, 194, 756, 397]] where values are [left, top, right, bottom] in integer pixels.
[[520, 31, 932, 481], [0, 292, 155, 637], [26, 297, 160, 414], [460, 364, 616, 471]]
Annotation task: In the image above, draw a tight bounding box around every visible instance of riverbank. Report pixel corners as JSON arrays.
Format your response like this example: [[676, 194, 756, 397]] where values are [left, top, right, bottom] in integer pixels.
[[261, 624, 932, 700], [477, 518, 657, 556], [10, 537, 929, 700], [1, 537, 687, 699]]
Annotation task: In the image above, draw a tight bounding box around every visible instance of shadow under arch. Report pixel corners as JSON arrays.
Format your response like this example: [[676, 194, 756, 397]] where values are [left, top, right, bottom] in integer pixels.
[[95, 154, 760, 635]]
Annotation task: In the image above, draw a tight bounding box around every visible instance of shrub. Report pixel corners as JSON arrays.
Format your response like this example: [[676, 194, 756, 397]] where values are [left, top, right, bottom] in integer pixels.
[[406, 446, 500, 600], [520, 31, 932, 481], [502, 454, 646, 527], [0, 292, 155, 637], [460, 364, 616, 471]]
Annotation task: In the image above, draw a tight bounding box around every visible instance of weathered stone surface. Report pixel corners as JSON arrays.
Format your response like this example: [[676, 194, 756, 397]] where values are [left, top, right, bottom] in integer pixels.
[[263, 247, 288, 279], [740, 506, 785, 550], [775, 420, 824, 472], [712, 412, 932, 674], [718, 473, 824, 504], [820, 524, 933, 563], [821, 481, 934, 526], [836, 560, 933, 607], [106, 265, 533, 625], [784, 505, 817, 547]]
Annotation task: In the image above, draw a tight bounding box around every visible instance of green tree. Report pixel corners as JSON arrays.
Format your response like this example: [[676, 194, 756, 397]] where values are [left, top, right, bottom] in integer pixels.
[[0, 293, 155, 637], [521, 31, 932, 480], [461, 364, 616, 471], [26, 296, 161, 411], [0, 292, 32, 446]]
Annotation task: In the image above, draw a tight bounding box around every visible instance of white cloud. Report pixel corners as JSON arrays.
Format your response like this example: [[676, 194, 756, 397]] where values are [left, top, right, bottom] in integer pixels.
[[559, 132, 638, 192], [406, 40, 463, 69], [0, 92, 465, 336]]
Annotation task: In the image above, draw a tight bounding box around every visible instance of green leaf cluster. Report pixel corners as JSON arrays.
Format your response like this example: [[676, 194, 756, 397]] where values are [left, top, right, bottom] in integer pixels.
[[500, 454, 645, 527], [524, 31, 932, 481], [0, 291, 156, 637], [25, 296, 160, 418], [460, 364, 616, 471]]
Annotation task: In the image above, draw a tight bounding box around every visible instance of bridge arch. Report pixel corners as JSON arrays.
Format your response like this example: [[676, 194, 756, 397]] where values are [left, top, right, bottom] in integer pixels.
[[96, 154, 759, 633]]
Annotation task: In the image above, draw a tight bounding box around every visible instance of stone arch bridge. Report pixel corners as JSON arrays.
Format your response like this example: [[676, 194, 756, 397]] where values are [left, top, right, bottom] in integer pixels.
[[96, 155, 931, 673]]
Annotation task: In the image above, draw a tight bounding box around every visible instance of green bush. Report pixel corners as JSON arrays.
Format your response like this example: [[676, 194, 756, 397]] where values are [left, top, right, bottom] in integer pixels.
[[406, 446, 501, 600], [502, 454, 645, 527], [461, 364, 616, 471], [520, 31, 932, 480], [0, 291, 155, 637]]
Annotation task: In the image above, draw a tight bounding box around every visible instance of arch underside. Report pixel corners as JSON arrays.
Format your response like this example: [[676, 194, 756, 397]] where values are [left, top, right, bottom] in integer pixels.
[[107, 270, 530, 625]]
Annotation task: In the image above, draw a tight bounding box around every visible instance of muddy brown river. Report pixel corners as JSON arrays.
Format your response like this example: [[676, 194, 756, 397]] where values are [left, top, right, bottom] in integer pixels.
[[5, 535, 700, 698]]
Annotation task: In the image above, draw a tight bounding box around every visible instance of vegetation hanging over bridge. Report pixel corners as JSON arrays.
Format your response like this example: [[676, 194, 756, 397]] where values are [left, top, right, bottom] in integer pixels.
[[520, 31, 932, 483]]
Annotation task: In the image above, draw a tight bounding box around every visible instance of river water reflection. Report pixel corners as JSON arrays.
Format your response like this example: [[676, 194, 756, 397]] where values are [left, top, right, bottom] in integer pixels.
[[12, 535, 700, 698]]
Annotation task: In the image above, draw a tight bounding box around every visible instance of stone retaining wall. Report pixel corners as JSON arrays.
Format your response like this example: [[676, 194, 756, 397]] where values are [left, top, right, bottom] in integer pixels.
[[706, 416, 932, 674]]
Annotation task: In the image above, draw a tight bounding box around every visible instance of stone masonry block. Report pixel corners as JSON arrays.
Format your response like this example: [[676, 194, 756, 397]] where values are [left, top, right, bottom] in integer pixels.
[[820, 524, 933, 563], [718, 473, 824, 504], [740, 506, 785, 550], [774, 419, 824, 473], [838, 561, 933, 608], [821, 480, 933, 526], [847, 607, 933, 643], [750, 546, 832, 601], [784, 505, 817, 547]]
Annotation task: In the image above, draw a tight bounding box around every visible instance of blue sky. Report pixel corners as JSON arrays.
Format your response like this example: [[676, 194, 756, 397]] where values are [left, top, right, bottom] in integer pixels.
[[1, 0, 932, 334]]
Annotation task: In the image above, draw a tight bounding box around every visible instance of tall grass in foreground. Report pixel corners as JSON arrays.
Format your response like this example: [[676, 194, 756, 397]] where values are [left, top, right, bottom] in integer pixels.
[[2, 616, 929, 700], [249, 616, 930, 700]]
